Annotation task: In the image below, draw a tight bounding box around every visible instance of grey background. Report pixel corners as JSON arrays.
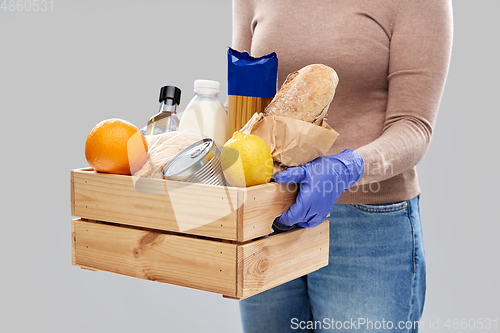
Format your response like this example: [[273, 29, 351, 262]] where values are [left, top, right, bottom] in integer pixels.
[[0, 1, 498, 332]]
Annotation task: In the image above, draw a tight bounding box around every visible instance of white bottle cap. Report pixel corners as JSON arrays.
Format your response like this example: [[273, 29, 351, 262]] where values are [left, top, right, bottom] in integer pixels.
[[194, 80, 220, 94]]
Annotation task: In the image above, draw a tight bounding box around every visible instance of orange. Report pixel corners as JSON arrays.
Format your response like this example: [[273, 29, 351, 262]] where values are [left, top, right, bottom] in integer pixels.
[[85, 118, 148, 175]]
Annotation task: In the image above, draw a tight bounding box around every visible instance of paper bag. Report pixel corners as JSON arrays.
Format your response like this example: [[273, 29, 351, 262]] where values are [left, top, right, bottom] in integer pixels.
[[240, 113, 339, 170]]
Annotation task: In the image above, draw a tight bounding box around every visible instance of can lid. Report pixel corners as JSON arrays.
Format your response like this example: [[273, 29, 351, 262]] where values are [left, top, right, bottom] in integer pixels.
[[163, 138, 215, 181], [159, 85, 181, 105]]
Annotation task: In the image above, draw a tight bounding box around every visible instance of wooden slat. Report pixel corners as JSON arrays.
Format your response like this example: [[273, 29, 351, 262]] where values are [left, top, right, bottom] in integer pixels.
[[236, 246, 244, 299], [72, 219, 238, 296], [70, 169, 76, 216], [72, 168, 239, 240], [239, 183, 298, 241], [222, 295, 242, 300], [238, 221, 329, 299], [71, 220, 76, 266], [72, 168, 298, 242], [236, 189, 245, 242]]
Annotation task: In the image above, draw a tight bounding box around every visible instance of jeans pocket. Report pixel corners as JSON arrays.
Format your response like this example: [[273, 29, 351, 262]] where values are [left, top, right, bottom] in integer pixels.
[[349, 200, 408, 213]]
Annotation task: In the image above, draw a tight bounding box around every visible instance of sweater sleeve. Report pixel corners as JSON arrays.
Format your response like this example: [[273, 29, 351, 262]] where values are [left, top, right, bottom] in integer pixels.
[[231, 0, 254, 53], [355, 0, 453, 185]]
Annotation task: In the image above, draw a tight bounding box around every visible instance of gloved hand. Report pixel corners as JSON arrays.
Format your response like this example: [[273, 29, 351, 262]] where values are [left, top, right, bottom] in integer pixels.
[[273, 149, 364, 229]]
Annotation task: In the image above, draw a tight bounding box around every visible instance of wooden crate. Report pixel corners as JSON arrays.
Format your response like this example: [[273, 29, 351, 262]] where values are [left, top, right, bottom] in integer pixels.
[[71, 168, 299, 242], [71, 168, 330, 299], [72, 218, 329, 300]]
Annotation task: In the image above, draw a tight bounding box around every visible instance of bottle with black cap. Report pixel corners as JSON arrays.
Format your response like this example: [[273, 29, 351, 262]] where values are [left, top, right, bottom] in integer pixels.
[[146, 85, 182, 135]]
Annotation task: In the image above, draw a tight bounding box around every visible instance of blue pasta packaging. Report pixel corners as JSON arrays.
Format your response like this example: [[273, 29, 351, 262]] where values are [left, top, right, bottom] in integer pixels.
[[227, 48, 278, 138]]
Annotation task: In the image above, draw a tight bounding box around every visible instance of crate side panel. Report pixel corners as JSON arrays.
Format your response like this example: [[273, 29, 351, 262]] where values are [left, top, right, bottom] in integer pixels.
[[239, 221, 329, 299], [71, 170, 76, 216], [72, 219, 238, 296], [71, 220, 76, 266], [240, 183, 298, 241], [72, 169, 239, 240]]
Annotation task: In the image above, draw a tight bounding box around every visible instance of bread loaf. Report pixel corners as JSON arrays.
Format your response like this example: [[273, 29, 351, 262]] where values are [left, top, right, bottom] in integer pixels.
[[263, 64, 339, 124]]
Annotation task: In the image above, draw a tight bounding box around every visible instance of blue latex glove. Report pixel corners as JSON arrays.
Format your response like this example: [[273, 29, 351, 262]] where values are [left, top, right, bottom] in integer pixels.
[[274, 149, 364, 228]]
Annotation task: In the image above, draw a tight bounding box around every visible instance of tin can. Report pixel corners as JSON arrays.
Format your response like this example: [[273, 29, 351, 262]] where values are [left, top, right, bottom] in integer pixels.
[[162, 138, 229, 186]]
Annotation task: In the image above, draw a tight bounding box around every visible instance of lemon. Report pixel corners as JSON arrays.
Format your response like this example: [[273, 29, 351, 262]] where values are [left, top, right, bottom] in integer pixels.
[[221, 132, 273, 187]]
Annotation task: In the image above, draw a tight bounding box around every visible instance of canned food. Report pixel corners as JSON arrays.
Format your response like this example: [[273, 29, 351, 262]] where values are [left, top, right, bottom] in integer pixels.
[[162, 138, 229, 186]]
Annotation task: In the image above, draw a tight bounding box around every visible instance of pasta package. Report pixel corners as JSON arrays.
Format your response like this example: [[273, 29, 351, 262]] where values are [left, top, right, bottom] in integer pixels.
[[227, 48, 278, 139]]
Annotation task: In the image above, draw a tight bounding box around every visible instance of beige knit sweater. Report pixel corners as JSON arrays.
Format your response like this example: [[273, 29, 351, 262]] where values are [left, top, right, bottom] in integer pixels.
[[232, 0, 453, 204]]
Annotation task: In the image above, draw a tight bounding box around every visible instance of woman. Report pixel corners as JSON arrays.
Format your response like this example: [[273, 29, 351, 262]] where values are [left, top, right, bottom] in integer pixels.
[[232, 0, 453, 332]]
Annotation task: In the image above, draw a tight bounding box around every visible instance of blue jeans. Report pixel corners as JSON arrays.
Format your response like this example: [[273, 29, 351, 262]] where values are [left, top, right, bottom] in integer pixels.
[[239, 195, 426, 332]]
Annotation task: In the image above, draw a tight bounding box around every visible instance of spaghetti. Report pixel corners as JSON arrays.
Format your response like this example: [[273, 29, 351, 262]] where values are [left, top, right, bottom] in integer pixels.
[[227, 48, 278, 140], [228, 96, 273, 138]]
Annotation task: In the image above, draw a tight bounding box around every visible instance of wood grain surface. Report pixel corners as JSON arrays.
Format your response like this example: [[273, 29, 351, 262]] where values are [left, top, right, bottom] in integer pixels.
[[72, 219, 238, 296], [71, 168, 298, 241], [72, 168, 239, 240], [237, 221, 329, 299], [239, 183, 298, 241], [72, 219, 330, 299]]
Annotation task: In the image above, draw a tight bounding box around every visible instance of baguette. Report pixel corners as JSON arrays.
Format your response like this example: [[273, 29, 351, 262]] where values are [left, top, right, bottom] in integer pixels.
[[263, 64, 339, 124]]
